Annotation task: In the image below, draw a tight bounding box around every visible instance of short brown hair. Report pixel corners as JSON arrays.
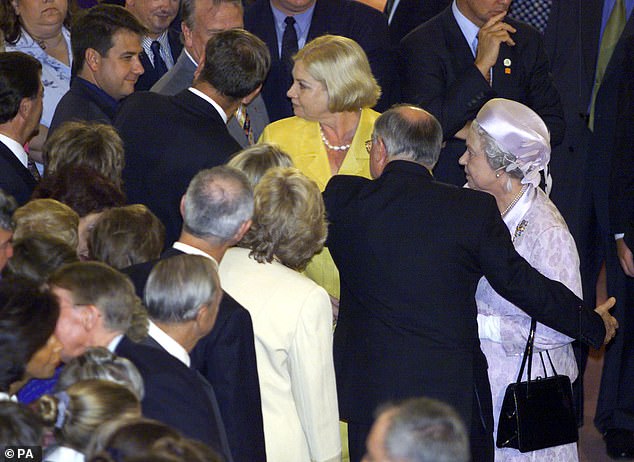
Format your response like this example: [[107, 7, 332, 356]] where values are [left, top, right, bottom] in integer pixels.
[[239, 167, 326, 271], [44, 121, 125, 188], [13, 199, 79, 250], [88, 204, 165, 269]]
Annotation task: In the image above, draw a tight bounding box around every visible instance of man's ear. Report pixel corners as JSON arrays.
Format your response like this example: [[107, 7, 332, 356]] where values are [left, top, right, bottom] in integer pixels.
[[18, 97, 33, 121], [182, 22, 193, 49], [80, 304, 101, 331], [180, 195, 187, 219], [231, 219, 252, 245], [375, 137, 389, 169], [85, 48, 101, 73]]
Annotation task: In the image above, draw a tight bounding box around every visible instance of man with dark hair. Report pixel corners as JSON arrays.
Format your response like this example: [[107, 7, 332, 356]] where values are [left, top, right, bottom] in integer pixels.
[[48, 5, 146, 134], [123, 166, 266, 462], [115, 29, 271, 244], [151, 0, 269, 147], [363, 398, 469, 462], [0, 188, 17, 273], [0, 52, 42, 204], [324, 105, 617, 461]]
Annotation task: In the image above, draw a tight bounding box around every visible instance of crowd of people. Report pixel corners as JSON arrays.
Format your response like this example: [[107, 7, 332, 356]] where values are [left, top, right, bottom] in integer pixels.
[[0, 0, 632, 461]]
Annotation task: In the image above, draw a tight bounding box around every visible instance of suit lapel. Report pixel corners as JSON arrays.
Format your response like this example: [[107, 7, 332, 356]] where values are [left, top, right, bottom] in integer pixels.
[[0, 142, 36, 189], [442, 8, 477, 73]]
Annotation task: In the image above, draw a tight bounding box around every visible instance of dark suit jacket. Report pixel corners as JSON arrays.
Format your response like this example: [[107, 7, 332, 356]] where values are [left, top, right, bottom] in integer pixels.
[[323, 160, 605, 435], [115, 89, 242, 244], [114, 336, 229, 452], [399, 7, 565, 186], [123, 247, 266, 462], [0, 141, 36, 205], [151, 50, 270, 147], [139, 334, 234, 461], [387, 0, 449, 47], [48, 78, 118, 136], [135, 29, 183, 91], [245, 0, 396, 122]]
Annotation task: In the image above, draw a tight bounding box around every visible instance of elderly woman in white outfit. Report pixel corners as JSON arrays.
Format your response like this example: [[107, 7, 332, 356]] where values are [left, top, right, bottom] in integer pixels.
[[459, 98, 581, 461], [219, 167, 341, 462]]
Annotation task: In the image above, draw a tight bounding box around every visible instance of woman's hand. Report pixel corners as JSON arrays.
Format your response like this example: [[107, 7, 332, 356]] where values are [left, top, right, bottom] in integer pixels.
[[595, 297, 618, 344]]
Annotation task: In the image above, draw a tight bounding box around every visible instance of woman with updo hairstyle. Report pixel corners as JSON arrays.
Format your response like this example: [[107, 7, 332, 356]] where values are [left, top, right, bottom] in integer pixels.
[[259, 34, 381, 301], [0, 279, 61, 400], [459, 98, 581, 461], [219, 167, 339, 462], [35, 379, 141, 462], [227, 143, 294, 188], [56, 347, 144, 400]]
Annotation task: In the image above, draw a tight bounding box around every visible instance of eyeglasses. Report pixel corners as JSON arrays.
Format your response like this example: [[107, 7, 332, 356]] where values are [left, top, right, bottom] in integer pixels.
[[365, 139, 373, 153]]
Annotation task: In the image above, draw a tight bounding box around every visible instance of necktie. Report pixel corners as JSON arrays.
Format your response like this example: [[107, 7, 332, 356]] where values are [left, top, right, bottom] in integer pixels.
[[235, 105, 254, 145], [508, 0, 552, 34], [588, 0, 627, 130], [281, 16, 298, 87], [150, 40, 168, 76], [27, 157, 40, 181]]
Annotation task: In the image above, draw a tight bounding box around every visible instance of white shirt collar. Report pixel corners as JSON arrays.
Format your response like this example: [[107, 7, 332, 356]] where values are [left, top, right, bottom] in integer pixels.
[[148, 320, 190, 367], [106, 334, 124, 352], [452, 0, 480, 57], [0, 133, 28, 168], [185, 48, 198, 66], [172, 242, 219, 269], [187, 87, 228, 123]]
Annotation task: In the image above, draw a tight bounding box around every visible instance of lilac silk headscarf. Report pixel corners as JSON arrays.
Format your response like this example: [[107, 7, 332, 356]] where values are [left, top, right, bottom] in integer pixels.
[[475, 98, 552, 193]]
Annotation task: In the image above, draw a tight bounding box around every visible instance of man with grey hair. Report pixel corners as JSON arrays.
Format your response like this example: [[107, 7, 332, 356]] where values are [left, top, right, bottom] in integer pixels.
[[323, 105, 616, 461], [124, 166, 265, 462], [151, 0, 269, 147], [363, 397, 469, 462], [0, 189, 17, 272]]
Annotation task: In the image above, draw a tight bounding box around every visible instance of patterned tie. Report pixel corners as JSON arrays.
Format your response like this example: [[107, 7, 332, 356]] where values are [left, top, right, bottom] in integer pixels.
[[150, 40, 168, 76], [235, 104, 254, 145], [588, 0, 627, 130], [27, 157, 40, 181], [281, 16, 298, 92], [509, 0, 552, 34]]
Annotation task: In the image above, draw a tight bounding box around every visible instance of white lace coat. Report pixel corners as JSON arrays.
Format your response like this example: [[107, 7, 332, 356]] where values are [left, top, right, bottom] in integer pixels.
[[476, 186, 580, 462]]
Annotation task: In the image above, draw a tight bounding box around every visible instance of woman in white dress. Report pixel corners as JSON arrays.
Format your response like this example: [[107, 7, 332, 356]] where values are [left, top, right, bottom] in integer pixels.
[[459, 98, 581, 461], [219, 167, 341, 462]]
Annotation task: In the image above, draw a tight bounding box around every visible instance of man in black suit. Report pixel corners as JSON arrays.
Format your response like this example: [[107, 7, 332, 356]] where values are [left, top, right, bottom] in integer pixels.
[[0, 52, 41, 205], [323, 105, 617, 462], [399, 0, 564, 186], [385, 0, 449, 47], [48, 5, 146, 135], [115, 29, 270, 244], [123, 166, 266, 462], [49, 261, 229, 452], [244, 0, 396, 122], [125, 0, 181, 90]]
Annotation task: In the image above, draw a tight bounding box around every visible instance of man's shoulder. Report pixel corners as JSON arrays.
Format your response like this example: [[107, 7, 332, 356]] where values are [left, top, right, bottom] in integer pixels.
[[245, 0, 272, 27], [401, 5, 449, 45]]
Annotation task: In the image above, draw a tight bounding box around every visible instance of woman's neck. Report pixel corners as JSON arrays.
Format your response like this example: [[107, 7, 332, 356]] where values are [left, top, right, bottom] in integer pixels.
[[30, 28, 69, 64], [495, 180, 525, 217], [319, 109, 362, 145]]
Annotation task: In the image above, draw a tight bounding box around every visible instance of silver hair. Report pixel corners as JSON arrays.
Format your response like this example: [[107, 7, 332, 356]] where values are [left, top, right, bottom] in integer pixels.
[[0, 188, 17, 230], [372, 105, 443, 169], [471, 120, 523, 188], [56, 347, 144, 399], [182, 166, 253, 242], [144, 254, 221, 323], [382, 397, 470, 462]]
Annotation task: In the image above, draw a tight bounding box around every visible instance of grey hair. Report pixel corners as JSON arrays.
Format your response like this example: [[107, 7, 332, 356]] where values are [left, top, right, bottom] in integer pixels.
[[181, 0, 243, 30], [382, 397, 470, 462], [0, 188, 17, 230], [56, 347, 144, 400], [144, 255, 221, 323], [227, 143, 294, 188], [471, 120, 523, 184], [373, 105, 443, 169], [182, 166, 254, 242]]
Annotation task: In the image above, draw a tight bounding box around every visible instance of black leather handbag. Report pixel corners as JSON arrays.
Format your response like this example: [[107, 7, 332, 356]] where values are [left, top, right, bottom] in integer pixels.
[[496, 319, 578, 452]]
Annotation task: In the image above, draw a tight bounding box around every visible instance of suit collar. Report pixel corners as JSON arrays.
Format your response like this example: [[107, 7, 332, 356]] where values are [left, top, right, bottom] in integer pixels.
[[0, 140, 37, 189], [173, 89, 227, 126], [148, 320, 191, 366], [382, 159, 434, 180]]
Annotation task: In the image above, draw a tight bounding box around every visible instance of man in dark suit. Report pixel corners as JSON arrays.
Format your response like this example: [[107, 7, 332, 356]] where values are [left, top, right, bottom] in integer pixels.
[[151, 0, 270, 147], [48, 5, 146, 135], [399, 0, 564, 186], [0, 52, 41, 205], [49, 261, 229, 452], [123, 166, 266, 462], [323, 105, 617, 462], [244, 0, 396, 122], [115, 29, 270, 244], [385, 0, 449, 47], [125, 0, 182, 90]]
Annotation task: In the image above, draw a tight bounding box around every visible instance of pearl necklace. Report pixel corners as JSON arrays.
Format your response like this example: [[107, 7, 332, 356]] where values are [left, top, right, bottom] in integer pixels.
[[320, 125, 351, 151], [501, 184, 528, 217]]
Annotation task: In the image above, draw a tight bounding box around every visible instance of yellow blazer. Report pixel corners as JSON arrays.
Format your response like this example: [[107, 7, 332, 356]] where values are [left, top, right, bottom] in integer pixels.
[[260, 107, 380, 298]]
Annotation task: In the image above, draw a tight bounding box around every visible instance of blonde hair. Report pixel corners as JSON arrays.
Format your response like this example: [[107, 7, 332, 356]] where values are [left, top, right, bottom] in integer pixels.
[[13, 199, 79, 250], [88, 204, 165, 269], [239, 167, 327, 271], [227, 143, 294, 188], [44, 121, 125, 188], [294, 35, 381, 112], [36, 379, 141, 453]]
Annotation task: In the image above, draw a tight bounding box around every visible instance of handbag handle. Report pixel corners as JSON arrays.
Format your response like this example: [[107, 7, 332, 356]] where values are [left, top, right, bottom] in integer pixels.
[[515, 319, 537, 384]]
